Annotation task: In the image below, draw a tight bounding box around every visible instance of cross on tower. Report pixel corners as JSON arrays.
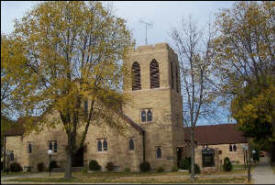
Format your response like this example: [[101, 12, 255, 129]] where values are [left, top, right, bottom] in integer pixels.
[[139, 19, 153, 45]]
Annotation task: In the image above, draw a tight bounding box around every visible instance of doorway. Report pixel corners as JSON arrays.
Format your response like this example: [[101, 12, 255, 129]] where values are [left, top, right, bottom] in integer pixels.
[[176, 147, 183, 167], [72, 147, 84, 167]]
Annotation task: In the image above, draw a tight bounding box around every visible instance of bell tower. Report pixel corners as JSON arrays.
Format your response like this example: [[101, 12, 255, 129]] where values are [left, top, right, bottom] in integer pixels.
[[123, 43, 185, 170]]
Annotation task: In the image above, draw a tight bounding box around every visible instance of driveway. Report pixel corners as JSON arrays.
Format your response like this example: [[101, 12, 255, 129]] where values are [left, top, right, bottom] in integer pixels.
[[253, 156, 275, 184]]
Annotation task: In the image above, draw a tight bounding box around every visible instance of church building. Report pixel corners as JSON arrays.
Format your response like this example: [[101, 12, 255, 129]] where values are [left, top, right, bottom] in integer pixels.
[[3, 43, 188, 172]]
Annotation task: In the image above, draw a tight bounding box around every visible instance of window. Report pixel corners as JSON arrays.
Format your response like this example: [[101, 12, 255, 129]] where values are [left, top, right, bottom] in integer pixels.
[[97, 139, 107, 152], [49, 140, 57, 153], [10, 151, 14, 161], [129, 138, 134, 151], [156, 147, 162, 159], [54, 141, 57, 153], [141, 110, 146, 122], [141, 109, 152, 122], [49, 141, 53, 150], [147, 110, 152, 122], [103, 139, 108, 151], [84, 100, 88, 114], [175, 65, 179, 93], [229, 144, 233, 152], [28, 143, 32, 153], [97, 140, 102, 152], [171, 62, 174, 89], [150, 59, 160, 88], [202, 148, 215, 167], [132, 62, 141, 90], [233, 144, 237, 152]]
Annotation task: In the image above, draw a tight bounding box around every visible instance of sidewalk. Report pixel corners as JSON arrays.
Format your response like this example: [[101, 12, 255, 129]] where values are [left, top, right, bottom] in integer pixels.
[[253, 156, 275, 184]]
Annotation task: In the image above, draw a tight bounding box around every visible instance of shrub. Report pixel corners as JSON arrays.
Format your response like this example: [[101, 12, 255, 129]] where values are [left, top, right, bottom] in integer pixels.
[[49, 160, 59, 169], [10, 162, 23, 172], [156, 167, 164, 172], [81, 166, 88, 173], [179, 157, 191, 170], [139, 161, 151, 172], [188, 163, 200, 174], [223, 157, 232, 171], [89, 160, 101, 171], [37, 162, 45, 172], [124, 167, 131, 172], [171, 166, 178, 172], [106, 162, 115, 171]]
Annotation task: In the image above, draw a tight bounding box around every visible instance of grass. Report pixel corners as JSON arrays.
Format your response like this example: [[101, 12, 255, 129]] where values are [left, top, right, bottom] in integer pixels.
[[7, 176, 247, 183], [1, 171, 32, 177], [6, 171, 247, 184]]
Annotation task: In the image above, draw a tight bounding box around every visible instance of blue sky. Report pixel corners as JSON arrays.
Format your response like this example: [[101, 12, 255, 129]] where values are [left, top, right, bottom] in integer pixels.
[[1, 1, 235, 46], [1, 1, 236, 125]]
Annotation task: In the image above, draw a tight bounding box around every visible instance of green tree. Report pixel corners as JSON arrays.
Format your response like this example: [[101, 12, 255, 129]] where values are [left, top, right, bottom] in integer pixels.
[[213, 1, 275, 146], [3, 1, 133, 178]]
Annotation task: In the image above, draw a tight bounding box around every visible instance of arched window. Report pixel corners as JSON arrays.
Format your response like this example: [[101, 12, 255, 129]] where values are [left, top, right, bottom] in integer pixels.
[[10, 152, 14, 161], [202, 148, 215, 167], [229, 144, 232, 152], [84, 100, 88, 114], [147, 110, 152, 122], [103, 139, 108, 151], [171, 62, 174, 89], [132, 62, 141, 90], [129, 139, 134, 150], [54, 141, 57, 153], [156, 147, 162, 159], [150, 59, 160, 88], [233, 144, 237, 152], [175, 65, 179, 93], [97, 140, 102, 152], [49, 142, 53, 150], [28, 143, 32, 153], [141, 110, 146, 122]]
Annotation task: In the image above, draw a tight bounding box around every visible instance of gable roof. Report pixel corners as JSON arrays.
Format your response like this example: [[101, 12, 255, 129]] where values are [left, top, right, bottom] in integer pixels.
[[3, 118, 25, 136], [185, 124, 247, 145]]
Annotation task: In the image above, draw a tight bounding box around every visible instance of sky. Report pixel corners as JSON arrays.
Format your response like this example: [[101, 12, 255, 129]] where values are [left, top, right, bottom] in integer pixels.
[[1, 1, 236, 125]]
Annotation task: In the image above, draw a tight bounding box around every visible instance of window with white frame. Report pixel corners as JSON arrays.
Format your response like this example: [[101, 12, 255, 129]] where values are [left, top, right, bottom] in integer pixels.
[[97, 139, 107, 152], [48, 140, 57, 153], [140, 109, 153, 122]]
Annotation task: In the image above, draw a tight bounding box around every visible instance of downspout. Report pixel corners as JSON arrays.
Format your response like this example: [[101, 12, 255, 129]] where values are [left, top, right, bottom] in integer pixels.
[[3, 135, 6, 171], [142, 131, 146, 162]]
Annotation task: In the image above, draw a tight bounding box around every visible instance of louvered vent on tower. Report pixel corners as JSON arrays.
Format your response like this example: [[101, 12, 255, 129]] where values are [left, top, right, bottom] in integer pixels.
[[175, 65, 179, 93], [150, 59, 160, 88], [132, 62, 141, 90], [171, 62, 174, 89]]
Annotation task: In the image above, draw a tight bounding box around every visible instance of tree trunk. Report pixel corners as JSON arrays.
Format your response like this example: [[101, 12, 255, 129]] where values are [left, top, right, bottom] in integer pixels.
[[190, 126, 195, 182], [64, 149, 72, 178], [64, 134, 73, 179]]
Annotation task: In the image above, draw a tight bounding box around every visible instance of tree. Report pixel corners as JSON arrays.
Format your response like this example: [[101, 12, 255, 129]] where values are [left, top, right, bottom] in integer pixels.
[[4, 1, 133, 178], [170, 17, 217, 181], [213, 1, 275, 147], [1, 35, 26, 119]]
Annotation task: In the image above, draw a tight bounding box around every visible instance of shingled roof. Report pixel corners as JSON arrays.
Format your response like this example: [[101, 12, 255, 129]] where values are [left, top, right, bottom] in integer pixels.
[[194, 124, 247, 145], [3, 116, 26, 136], [183, 124, 247, 145]]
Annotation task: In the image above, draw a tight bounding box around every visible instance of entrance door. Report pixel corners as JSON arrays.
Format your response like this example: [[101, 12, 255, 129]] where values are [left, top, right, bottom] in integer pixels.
[[176, 147, 183, 167], [72, 147, 84, 167]]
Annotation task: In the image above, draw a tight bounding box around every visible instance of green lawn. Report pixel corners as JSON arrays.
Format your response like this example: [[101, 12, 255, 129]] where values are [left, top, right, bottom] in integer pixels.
[[1, 171, 32, 177], [6, 171, 247, 184]]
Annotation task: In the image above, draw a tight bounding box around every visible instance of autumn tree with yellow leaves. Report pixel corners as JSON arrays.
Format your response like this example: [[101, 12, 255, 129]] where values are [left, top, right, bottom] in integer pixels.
[[2, 1, 133, 178], [213, 2, 275, 149]]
